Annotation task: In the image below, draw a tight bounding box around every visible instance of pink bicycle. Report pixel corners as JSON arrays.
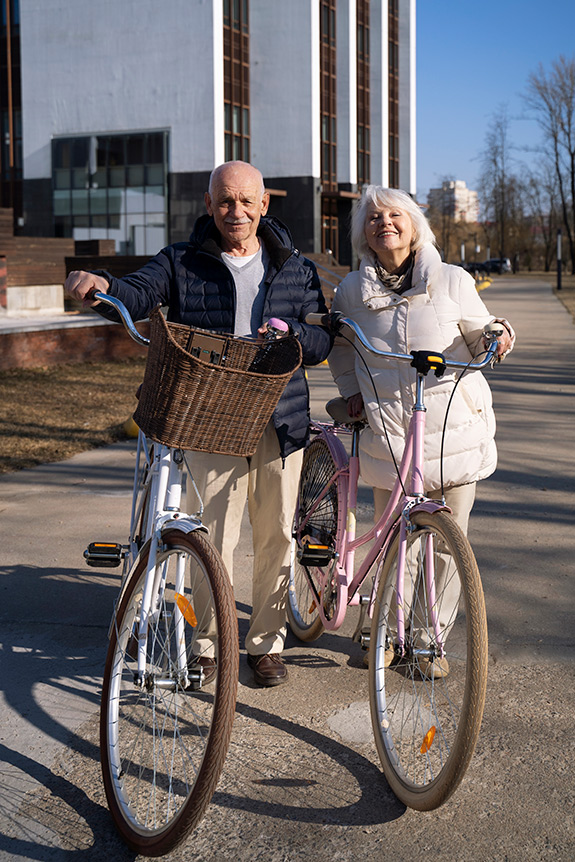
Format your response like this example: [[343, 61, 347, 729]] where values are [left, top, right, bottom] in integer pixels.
[[289, 312, 502, 810]]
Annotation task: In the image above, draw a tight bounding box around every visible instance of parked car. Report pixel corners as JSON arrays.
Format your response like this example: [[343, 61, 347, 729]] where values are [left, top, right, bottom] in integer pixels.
[[462, 262, 488, 276], [483, 258, 512, 274]]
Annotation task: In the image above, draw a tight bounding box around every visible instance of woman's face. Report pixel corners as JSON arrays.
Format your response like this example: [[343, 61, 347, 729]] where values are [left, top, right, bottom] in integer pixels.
[[364, 203, 414, 270]]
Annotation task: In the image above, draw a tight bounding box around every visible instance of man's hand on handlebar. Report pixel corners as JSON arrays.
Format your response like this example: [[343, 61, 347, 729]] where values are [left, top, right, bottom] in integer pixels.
[[64, 270, 109, 306]]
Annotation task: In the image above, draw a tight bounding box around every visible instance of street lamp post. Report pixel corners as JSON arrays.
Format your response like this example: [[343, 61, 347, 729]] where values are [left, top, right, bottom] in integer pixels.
[[557, 228, 562, 291]]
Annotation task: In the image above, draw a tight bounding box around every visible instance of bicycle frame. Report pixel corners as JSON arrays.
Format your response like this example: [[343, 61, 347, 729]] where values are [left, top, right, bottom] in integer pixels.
[[296, 313, 501, 654], [92, 291, 209, 690], [297, 371, 446, 645], [114, 438, 209, 688]]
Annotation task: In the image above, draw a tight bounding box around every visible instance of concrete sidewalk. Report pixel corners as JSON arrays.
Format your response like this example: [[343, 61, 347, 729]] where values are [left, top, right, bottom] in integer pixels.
[[0, 276, 573, 860]]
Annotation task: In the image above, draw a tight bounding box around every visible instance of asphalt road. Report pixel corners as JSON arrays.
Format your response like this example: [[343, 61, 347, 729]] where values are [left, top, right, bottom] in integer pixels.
[[0, 276, 573, 861]]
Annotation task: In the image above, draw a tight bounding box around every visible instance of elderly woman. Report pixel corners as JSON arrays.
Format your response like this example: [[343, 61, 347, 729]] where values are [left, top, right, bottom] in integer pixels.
[[328, 187, 515, 675]]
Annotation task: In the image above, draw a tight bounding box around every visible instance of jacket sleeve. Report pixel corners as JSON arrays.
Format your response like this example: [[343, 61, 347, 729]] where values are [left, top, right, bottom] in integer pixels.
[[326, 277, 361, 399], [93, 247, 175, 323], [288, 259, 333, 366]]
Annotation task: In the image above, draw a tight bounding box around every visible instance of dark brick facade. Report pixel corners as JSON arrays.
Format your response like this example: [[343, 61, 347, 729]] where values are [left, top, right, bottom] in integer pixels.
[[0, 320, 149, 371]]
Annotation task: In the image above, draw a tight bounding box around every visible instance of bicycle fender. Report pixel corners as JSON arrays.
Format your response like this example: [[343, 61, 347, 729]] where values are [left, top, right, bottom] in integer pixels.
[[161, 517, 209, 536], [409, 500, 451, 517]]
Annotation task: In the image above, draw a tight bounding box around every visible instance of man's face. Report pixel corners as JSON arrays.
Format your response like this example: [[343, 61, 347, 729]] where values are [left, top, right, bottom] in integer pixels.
[[205, 165, 269, 254]]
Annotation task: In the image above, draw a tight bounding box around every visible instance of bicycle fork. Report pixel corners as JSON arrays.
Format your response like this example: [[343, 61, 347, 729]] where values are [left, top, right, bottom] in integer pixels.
[[132, 447, 191, 689], [394, 516, 445, 660]]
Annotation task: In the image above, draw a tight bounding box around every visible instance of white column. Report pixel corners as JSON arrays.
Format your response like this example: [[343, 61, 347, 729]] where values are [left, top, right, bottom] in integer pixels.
[[336, 0, 357, 186], [369, 1, 388, 186], [250, 0, 320, 179], [212, 0, 225, 167], [398, 0, 416, 194]]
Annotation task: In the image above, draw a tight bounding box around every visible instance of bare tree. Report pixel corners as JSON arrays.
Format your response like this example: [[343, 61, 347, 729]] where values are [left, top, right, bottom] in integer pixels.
[[478, 106, 517, 260], [524, 56, 575, 273], [523, 162, 561, 270]]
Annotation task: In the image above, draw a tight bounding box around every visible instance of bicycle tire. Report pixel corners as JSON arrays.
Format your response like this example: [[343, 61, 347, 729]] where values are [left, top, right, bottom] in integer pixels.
[[100, 528, 238, 856], [369, 510, 488, 810], [287, 437, 342, 641]]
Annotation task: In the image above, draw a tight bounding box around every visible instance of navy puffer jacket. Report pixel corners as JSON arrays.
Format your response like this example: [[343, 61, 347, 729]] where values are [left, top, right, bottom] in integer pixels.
[[97, 214, 332, 459]]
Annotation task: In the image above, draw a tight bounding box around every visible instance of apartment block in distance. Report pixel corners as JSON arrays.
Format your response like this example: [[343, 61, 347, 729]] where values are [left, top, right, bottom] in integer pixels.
[[428, 180, 479, 224]]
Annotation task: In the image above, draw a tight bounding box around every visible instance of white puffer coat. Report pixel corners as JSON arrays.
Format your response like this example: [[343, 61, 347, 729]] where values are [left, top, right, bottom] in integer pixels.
[[329, 243, 505, 492]]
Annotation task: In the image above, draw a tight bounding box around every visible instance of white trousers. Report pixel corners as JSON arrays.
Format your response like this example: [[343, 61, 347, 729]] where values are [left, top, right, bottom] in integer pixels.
[[189, 423, 303, 656]]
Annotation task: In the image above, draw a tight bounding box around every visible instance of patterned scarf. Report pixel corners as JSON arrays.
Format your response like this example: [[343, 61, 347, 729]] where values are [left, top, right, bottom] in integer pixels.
[[373, 253, 415, 295]]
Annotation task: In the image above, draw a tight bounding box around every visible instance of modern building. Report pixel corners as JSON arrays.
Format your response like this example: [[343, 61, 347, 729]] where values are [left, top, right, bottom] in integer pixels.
[[1, 0, 416, 265], [428, 180, 479, 224]]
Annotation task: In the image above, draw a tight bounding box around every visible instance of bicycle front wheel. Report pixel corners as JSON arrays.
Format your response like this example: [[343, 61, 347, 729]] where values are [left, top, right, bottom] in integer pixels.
[[369, 511, 487, 810], [287, 437, 343, 641], [100, 529, 238, 856]]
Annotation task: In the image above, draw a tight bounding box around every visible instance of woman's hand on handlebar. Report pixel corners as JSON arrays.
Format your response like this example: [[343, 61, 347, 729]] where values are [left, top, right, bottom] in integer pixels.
[[482, 318, 515, 359], [64, 271, 109, 306]]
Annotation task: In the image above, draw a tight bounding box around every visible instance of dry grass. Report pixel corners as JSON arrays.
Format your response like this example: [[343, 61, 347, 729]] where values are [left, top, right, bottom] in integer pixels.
[[553, 282, 575, 319], [1, 271, 573, 476], [0, 357, 146, 473]]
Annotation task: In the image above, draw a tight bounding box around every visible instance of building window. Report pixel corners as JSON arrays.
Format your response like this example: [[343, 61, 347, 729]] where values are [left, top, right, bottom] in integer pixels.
[[356, 0, 370, 186], [320, 0, 337, 254], [223, 0, 250, 162], [52, 131, 168, 255], [321, 197, 338, 257], [0, 0, 22, 217], [388, 0, 399, 188], [320, 0, 337, 193]]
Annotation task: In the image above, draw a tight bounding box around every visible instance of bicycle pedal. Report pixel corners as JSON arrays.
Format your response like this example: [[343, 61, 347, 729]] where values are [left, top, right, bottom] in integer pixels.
[[297, 543, 334, 567], [83, 542, 125, 568]]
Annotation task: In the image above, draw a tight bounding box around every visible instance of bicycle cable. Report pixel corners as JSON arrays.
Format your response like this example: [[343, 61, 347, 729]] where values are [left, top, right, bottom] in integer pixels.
[[339, 330, 495, 502], [438, 346, 492, 498], [338, 329, 408, 498]]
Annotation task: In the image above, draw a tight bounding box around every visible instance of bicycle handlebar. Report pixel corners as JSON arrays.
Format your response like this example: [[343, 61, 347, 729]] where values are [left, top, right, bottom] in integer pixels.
[[306, 311, 501, 371], [88, 289, 150, 347]]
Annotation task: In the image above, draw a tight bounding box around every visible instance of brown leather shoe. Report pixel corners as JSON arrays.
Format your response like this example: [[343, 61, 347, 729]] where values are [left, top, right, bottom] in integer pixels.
[[247, 653, 288, 687]]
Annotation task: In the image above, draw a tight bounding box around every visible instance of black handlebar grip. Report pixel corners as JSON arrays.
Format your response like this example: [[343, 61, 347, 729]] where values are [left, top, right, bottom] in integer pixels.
[[305, 312, 330, 326], [305, 311, 343, 334]]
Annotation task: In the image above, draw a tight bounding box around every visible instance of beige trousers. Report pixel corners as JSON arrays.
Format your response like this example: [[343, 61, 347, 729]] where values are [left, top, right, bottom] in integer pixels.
[[373, 483, 477, 642], [189, 422, 303, 656]]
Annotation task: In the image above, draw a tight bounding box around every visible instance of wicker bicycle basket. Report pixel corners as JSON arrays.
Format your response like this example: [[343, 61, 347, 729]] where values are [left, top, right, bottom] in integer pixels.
[[133, 307, 302, 456]]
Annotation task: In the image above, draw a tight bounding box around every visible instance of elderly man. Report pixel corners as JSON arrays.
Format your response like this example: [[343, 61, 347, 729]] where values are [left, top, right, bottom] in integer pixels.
[[65, 161, 331, 686]]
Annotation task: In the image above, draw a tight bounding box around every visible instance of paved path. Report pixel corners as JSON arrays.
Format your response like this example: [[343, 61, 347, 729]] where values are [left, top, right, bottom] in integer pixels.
[[0, 277, 573, 860]]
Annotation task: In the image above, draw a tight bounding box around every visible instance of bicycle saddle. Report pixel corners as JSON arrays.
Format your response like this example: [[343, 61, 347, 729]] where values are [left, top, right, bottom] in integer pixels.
[[326, 397, 367, 426]]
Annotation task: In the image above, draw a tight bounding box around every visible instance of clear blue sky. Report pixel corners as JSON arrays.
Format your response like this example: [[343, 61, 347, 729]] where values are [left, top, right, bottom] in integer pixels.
[[416, 0, 575, 202]]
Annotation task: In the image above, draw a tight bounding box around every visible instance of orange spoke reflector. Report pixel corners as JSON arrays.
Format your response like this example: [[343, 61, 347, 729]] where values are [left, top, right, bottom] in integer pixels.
[[420, 726, 436, 754], [309, 600, 317, 613], [175, 593, 198, 627]]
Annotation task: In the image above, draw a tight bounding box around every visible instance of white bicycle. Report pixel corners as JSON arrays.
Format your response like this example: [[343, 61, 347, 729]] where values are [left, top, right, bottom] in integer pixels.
[[84, 292, 239, 856]]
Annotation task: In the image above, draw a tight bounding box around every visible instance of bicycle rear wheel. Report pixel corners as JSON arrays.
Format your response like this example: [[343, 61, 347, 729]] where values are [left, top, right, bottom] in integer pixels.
[[100, 528, 238, 856], [287, 437, 343, 641], [369, 511, 487, 810]]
